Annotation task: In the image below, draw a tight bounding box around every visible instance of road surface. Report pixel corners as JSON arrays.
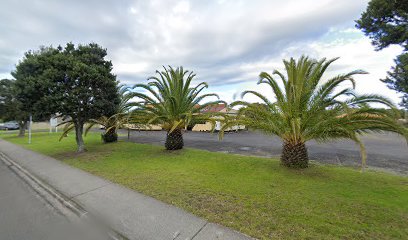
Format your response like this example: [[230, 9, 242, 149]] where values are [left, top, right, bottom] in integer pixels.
[[0, 159, 109, 240]]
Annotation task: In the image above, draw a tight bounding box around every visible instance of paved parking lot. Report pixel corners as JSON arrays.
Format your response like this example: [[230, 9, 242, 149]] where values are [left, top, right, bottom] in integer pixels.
[[123, 130, 408, 174]]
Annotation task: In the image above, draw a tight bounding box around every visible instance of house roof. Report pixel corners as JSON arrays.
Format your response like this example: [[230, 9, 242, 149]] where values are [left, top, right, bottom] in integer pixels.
[[201, 103, 227, 113]]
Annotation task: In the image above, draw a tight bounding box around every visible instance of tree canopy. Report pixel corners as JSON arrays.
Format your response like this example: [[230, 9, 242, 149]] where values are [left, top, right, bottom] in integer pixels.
[[46, 43, 120, 152], [382, 52, 408, 109], [0, 79, 14, 120], [356, 0, 408, 109], [47, 43, 120, 121], [12, 47, 58, 123], [356, 0, 408, 51], [0, 78, 31, 136], [10, 43, 120, 151]]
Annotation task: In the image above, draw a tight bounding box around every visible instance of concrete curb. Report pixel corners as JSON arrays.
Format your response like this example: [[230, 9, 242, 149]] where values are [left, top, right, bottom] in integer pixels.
[[0, 152, 128, 240]]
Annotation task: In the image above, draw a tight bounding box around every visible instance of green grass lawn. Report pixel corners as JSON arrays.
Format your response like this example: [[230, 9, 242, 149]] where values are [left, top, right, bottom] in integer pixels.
[[1, 132, 407, 239]]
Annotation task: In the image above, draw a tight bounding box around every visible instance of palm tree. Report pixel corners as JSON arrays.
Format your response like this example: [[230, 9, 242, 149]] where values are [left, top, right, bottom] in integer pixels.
[[85, 114, 129, 143], [60, 85, 134, 143], [221, 56, 407, 169], [86, 85, 135, 143], [131, 66, 225, 150]]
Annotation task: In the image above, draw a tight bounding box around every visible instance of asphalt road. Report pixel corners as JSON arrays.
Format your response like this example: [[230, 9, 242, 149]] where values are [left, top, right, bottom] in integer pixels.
[[0, 160, 109, 240], [123, 130, 408, 174]]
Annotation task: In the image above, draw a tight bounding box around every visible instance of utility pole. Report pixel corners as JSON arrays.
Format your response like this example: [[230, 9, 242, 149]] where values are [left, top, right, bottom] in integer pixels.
[[28, 114, 32, 144]]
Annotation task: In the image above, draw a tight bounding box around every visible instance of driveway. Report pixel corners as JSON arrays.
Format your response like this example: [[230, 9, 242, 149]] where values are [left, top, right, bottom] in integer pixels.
[[122, 130, 408, 174]]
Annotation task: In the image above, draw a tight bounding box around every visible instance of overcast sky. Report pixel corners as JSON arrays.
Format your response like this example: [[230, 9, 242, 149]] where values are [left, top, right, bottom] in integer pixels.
[[1, 0, 404, 104]]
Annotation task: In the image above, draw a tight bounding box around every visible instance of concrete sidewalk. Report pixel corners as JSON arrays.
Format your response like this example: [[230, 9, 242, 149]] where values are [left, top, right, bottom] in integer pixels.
[[0, 139, 252, 240]]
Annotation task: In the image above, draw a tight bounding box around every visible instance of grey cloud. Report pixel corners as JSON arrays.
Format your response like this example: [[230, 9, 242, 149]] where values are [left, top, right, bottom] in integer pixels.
[[1, 0, 368, 87]]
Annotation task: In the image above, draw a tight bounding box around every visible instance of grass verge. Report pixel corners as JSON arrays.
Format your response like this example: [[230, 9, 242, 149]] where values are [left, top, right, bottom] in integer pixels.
[[1, 132, 407, 239]]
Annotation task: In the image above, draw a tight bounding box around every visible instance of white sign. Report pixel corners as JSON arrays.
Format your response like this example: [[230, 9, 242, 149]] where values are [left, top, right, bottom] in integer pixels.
[[50, 117, 58, 127]]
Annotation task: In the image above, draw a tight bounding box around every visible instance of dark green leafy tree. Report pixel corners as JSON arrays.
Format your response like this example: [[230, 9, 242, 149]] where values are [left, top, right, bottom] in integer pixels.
[[381, 52, 408, 109], [10, 48, 57, 136], [0, 79, 14, 119], [46, 43, 120, 152], [356, 0, 407, 51], [0, 79, 29, 136], [131, 66, 225, 150], [356, 0, 408, 109], [222, 56, 407, 169]]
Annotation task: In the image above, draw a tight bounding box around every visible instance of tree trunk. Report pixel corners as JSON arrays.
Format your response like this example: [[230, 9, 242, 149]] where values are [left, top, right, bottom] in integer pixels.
[[18, 121, 27, 137], [165, 129, 184, 150], [74, 122, 86, 153], [280, 141, 309, 168], [101, 127, 118, 143]]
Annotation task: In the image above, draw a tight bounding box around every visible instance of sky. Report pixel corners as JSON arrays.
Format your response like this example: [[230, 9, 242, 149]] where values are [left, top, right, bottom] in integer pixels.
[[0, 0, 404, 105]]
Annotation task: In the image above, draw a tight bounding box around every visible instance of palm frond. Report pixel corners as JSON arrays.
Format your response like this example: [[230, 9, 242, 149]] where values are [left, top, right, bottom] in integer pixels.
[[223, 56, 407, 169], [131, 66, 224, 131]]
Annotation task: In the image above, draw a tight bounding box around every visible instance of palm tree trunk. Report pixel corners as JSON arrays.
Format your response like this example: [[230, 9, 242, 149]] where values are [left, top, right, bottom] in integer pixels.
[[281, 141, 309, 168], [165, 129, 184, 150], [102, 127, 118, 143]]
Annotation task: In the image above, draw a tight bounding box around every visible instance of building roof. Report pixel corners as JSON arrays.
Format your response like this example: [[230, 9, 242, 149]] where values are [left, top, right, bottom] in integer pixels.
[[200, 103, 227, 113]]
